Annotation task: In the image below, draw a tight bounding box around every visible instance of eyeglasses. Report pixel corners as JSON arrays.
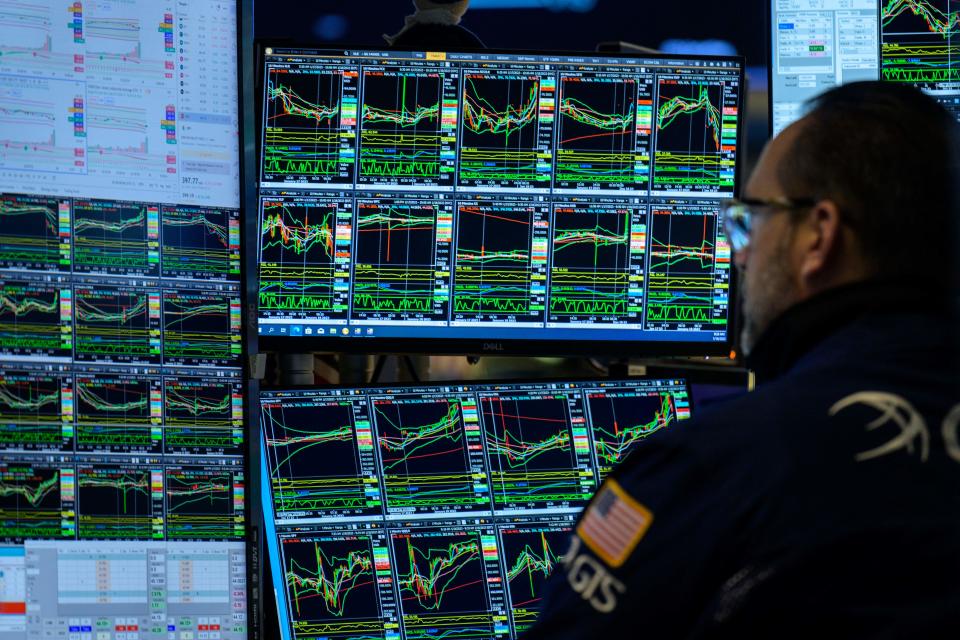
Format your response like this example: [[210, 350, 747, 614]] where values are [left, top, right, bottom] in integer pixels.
[[720, 197, 817, 253]]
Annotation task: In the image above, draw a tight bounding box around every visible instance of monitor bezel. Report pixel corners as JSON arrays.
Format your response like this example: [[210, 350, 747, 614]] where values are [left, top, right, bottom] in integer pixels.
[[252, 42, 746, 357]]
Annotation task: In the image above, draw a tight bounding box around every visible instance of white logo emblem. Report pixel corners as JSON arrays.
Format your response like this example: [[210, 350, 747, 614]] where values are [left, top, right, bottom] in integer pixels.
[[829, 391, 930, 462]]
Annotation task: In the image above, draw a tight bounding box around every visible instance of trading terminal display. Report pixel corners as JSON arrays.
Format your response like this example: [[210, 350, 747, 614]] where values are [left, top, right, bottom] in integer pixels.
[[0, 1, 246, 637], [258, 48, 743, 350], [261, 378, 690, 640], [770, 0, 960, 135]]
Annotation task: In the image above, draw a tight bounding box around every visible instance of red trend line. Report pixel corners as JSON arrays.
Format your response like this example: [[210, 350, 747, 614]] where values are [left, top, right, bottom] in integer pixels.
[[561, 129, 631, 145], [482, 409, 568, 424], [293, 578, 376, 603], [460, 206, 531, 226], [383, 446, 463, 464], [400, 577, 485, 603]]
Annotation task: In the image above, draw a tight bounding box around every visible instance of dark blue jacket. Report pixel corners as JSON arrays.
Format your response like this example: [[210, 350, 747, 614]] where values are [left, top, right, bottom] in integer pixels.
[[524, 281, 960, 638]]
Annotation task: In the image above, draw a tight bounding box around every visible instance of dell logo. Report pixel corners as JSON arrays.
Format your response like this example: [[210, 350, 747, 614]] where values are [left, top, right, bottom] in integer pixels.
[[483, 342, 505, 352]]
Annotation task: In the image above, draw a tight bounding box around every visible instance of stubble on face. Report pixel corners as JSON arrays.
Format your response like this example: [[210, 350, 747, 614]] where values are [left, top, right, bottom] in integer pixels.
[[739, 226, 799, 355]]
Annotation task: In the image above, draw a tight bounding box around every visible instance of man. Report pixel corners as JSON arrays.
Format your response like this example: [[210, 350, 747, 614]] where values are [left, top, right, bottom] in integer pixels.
[[524, 82, 960, 638]]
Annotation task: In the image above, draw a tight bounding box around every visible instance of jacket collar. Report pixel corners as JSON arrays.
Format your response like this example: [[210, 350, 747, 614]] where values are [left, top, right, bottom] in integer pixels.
[[743, 279, 948, 383]]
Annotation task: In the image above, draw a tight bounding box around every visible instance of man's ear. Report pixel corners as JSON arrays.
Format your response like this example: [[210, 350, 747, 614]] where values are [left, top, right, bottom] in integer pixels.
[[797, 200, 843, 289]]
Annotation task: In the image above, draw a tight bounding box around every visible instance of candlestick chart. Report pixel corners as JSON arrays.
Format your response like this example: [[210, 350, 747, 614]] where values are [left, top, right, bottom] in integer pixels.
[[458, 74, 548, 187], [481, 394, 585, 509], [163, 377, 242, 455], [76, 465, 156, 539], [374, 398, 483, 512], [653, 81, 730, 192], [351, 200, 447, 320], [881, 0, 960, 84], [645, 207, 726, 330], [262, 68, 356, 184], [75, 375, 160, 453], [359, 71, 451, 186], [586, 391, 676, 480], [0, 464, 65, 539], [555, 76, 644, 189], [0, 372, 69, 450], [548, 204, 634, 322], [259, 198, 349, 320], [161, 205, 239, 279], [0, 193, 69, 271], [452, 201, 546, 322], [165, 467, 242, 540], [162, 290, 240, 366], [74, 286, 160, 363], [282, 537, 380, 632], [73, 199, 158, 275]]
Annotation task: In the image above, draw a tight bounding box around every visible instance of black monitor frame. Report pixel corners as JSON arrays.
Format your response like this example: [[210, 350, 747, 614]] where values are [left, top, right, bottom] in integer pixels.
[[250, 42, 746, 358]]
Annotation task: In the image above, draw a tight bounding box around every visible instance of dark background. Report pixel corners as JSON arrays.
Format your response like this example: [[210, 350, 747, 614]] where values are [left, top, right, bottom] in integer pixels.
[[253, 0, 768, 70], [253, 0, 771, 163]]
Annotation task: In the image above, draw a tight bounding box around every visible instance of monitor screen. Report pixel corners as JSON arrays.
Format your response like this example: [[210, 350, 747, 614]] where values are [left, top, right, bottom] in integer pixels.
[[255, 46, 744, 356], [770, 0, 960, 136], [259, 377, 691, 639], [0, 1, 247, 637]]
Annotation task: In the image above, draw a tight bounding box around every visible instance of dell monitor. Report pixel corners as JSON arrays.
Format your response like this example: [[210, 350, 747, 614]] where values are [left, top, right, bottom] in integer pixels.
[[255, 46, 745, 356]]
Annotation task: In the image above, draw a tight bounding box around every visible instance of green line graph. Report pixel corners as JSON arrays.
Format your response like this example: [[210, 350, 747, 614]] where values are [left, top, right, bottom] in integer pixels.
[[398, 536, 480, 611], [286, 543, 373, 617]]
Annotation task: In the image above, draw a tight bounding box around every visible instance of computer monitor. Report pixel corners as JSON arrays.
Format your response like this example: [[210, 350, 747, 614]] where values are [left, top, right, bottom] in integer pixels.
[[770, 0, 960, 136], [0, 1, 248, 637], [255, 46, 745, 356], [259, 377, 691, 639]]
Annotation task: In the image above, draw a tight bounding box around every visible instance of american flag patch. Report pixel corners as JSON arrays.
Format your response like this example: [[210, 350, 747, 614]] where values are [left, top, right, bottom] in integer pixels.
[[577, 479, 653, 568]]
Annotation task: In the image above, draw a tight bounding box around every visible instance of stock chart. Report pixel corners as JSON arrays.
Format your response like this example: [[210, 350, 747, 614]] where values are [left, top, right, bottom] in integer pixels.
[[258, 49, 743, 348], [0, 461, 70, 540], [452, 200, 549, 323], [881, 0, 959, 85], [161, 205, 241, 280], [0, 279, 72, 359], [458, 72, 553, 190], [351, 199, 452, 321], [0, 1, 247, 635], [359, 69, 458, 187], [72, 199, 159, 276], [259, 195, 353, 321], [163, 376, 244, 455], [585, 388, 682, 480], [498, 522, 572, 635], [373, 395, 489, 514], [280, 530, 397, 640], [74, 374, 162, 453], [0, 193, 71, 272], [75, 464, 159, 540], [555, 74, 650, 191], [645, 204, 731, 330], [262, 395, 382, 519], [0, 371, 71, 450], [653, 79, 736, 193], [392, 526, 509, 640], [548, 201, 644, 324], [480, 391, 595, 511], [262, 66, 358, 185], [262, 379, 690, 640]]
